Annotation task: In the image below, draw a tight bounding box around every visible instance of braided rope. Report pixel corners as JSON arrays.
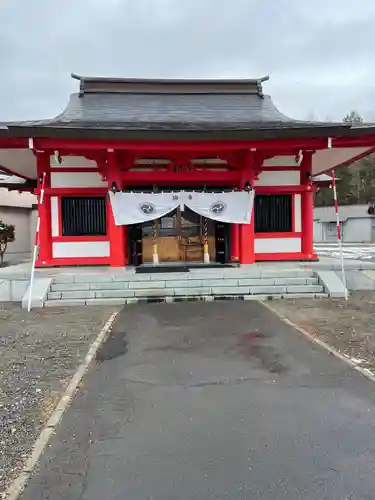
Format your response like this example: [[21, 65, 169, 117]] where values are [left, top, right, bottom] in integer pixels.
[[203, 216, 210, 263], [152, 218, 159, 265]]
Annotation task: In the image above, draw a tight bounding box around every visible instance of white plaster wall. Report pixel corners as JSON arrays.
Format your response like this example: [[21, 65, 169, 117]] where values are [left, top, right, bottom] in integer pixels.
[[254, 238, 301, 254], [51, 197, 59, 236], [294, 194, 302, 232], [30, 207, 38, 248], [50, 155, 97, 168], [52, 241, 110, 258], [262, 155, 301, 167], [50, 172, 107, 188], [254, 170, 300, 187], [313, 221, 323, 242], [342, 218, 372, 243]]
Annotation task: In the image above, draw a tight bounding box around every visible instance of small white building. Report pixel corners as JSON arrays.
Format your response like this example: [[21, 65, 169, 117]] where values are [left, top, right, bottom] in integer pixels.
[[0, 172, 37, 262], [314, 204, 375, 243]]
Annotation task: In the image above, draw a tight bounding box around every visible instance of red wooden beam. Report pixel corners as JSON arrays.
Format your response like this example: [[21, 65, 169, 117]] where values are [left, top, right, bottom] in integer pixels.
[[43, 188, 107, 196], [31, 137, 334, 152], [254, 185, 317, 194], [220, 151, 246, 169], [0, 138, 29, 148], [122, 169, 240, 185], [333, 136, 375, 147]]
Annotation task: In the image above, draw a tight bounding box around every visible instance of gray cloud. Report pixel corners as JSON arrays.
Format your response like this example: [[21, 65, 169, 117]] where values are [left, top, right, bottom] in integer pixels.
[[1, 0, 374, 121]]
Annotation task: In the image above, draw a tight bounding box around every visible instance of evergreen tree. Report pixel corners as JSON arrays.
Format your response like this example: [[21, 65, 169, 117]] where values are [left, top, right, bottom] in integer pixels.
[[0, 221, 15, 266]]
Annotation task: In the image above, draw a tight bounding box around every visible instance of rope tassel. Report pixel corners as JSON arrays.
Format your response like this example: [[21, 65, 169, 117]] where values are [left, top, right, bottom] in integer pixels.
[[203, 217, 210, 264], [152, 219, 159, 265]]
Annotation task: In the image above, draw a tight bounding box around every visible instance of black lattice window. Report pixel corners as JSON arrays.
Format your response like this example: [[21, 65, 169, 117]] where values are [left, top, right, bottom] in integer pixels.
[[254, 194, 292, 233], [61, 197, 107, 236]]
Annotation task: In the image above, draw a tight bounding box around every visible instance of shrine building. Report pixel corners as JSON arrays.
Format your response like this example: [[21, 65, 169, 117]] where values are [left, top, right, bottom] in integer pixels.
[[1, 73, 375, 268]]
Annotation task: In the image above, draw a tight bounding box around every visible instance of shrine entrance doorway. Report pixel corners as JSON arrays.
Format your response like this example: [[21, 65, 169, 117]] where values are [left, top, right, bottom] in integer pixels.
[[142, 207, 216, 263]]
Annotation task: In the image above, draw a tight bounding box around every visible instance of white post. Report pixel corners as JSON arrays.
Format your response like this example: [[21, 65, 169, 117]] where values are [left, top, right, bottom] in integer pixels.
[[27, 172, 46, 311], [27, 237, 39, 311], [331, 168, 348, 300]]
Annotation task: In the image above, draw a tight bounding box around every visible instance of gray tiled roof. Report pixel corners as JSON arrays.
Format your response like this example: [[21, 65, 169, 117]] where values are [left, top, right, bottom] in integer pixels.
[[5, 75, 352, 139], [22, 92, 323, 130]]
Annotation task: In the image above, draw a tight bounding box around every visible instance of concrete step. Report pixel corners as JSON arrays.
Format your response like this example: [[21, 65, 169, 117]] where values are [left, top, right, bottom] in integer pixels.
[[52, 268, 316, 285], [44, 268, 327, 307], [50, 276, 319, 292], [44, 291, 328, 308], [47, 283, 324, 302]]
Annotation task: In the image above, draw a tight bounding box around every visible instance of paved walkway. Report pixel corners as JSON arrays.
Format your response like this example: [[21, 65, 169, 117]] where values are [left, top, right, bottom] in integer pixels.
[[20, 301, 375, 500], [315, 243, 375, 261]]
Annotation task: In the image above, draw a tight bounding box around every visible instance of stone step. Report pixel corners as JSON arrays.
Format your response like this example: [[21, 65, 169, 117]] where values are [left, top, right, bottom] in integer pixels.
[[50, 276, 319, 292], [46, 269, 326, 307], [47, 284, 324, 301], [44, 291, 328, 308], [52, 269, 316, 284]]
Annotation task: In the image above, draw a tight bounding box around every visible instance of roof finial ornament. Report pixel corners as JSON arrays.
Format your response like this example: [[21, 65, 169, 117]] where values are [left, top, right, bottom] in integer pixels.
[[256, 76, 270, 99]]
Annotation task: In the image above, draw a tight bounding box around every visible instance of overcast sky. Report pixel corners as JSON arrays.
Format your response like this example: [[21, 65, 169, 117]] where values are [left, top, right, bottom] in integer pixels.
[[1, 0, 375, 122]]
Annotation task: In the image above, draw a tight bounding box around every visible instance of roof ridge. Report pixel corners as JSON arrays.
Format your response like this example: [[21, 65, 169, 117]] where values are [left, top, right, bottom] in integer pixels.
[[71, 73, 270, 84], [71, 73, 270, 97]]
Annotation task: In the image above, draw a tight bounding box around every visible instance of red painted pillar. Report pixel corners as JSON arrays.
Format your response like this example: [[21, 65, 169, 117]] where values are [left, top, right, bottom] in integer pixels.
[[107, 150, 126, 267], [239, 219, 255, 264], [36, 152, 52, 266], [230, 224, 240, 262], [123, 222, 128, 264], [239, 151, 255, 265], [301, 152, 317, 259]]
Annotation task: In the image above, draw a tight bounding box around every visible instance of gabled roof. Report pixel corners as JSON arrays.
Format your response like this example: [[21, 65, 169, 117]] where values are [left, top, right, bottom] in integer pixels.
[[2, 73, 375, 181], [6, 74, 350, 141]]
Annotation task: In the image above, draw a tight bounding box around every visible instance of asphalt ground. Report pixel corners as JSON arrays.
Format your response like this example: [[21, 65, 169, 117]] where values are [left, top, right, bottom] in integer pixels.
[[17, 300, 375, 500]]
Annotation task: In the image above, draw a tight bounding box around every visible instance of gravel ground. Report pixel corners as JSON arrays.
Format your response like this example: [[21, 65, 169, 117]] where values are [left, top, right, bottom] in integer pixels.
[[0, 304, 119, 497], [269, 292, 375, 370]]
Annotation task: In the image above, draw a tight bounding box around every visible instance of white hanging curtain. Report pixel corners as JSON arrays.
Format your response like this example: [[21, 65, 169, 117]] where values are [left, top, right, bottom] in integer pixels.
[[185, 190, 255, 224], [109, 190, 255, 226], [108, 191, 181, 226]]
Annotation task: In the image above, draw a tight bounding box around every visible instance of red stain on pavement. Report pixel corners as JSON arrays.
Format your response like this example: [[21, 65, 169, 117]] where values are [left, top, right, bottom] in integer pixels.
[[244, 332, 262, 341]]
